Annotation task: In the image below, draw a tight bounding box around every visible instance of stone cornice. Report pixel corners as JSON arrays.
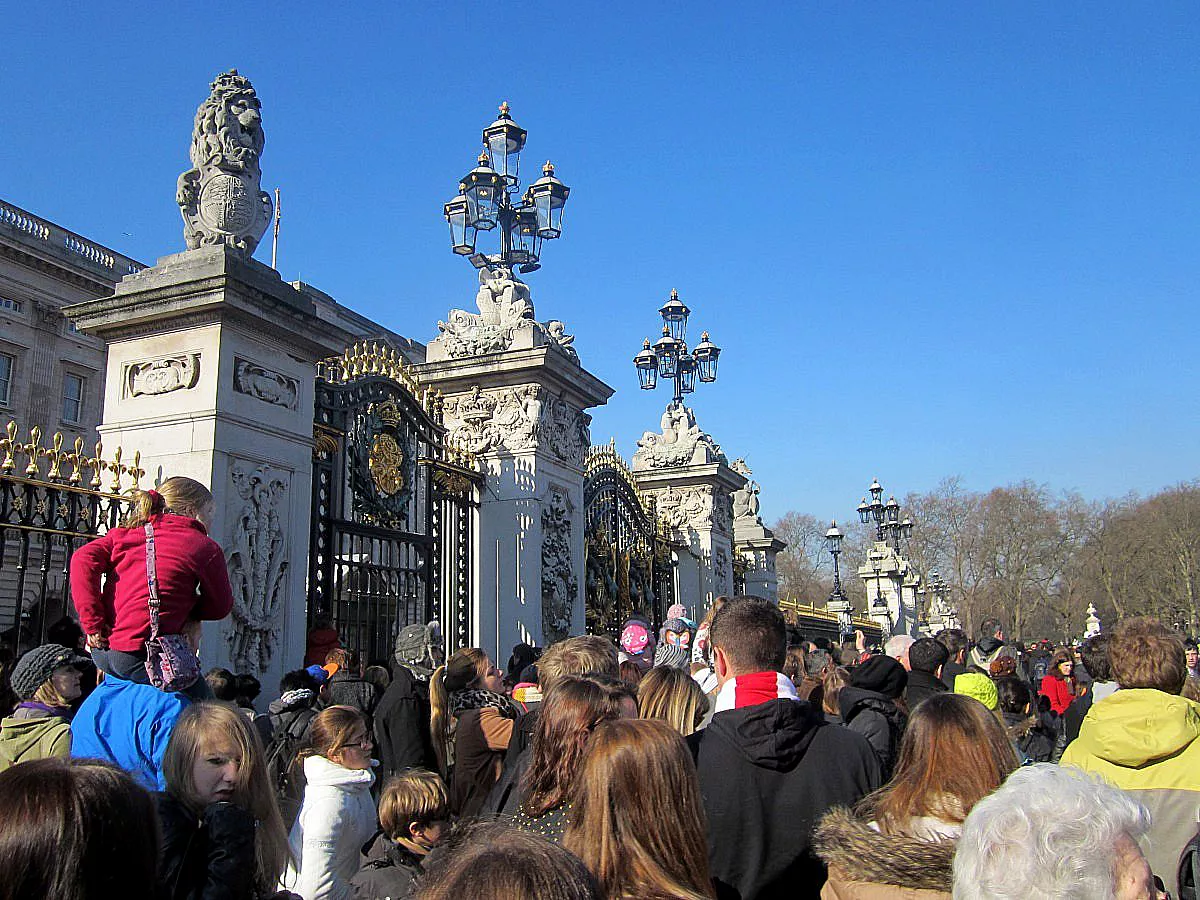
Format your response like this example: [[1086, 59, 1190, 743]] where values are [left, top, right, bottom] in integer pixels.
[[416, 346, 614, 412], [62, 246, 355, 360]]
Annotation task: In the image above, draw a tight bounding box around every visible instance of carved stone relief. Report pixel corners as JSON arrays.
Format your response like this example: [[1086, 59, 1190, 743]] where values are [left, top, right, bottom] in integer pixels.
[[442, 384, 590, 464], [125, 353, 200, 398], [541, 485, 578, 643], [177, 70, 272, 257], [234, 357, 298, 410], [633, 403, 724, 470], [225, 464, 289, 673], [714, 547, 730, 584]]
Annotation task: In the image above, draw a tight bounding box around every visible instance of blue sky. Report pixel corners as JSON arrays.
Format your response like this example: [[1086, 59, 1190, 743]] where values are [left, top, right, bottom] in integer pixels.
[[6, 3, 1198, 523]]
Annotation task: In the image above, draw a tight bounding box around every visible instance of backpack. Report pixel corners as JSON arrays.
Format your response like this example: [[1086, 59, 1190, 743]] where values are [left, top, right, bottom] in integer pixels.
[[266, 706, 316, 827]]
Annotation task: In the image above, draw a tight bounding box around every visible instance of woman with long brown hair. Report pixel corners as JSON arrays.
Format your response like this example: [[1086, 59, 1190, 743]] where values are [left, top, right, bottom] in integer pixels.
[[281, 705, 377, 900], [564, 718, 715, 900], [510, 675, 635, 842], [429, 647, 516, 816], [813, 693, 1020, 899], [157, 701, 291, 899], [1039, 647, 1078, 716]]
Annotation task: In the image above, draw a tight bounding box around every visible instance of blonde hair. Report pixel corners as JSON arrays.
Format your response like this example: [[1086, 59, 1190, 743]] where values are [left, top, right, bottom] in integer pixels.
[[122, 476, 213, 529], [637, 666, 707, 737], [32, 679, 72, 709], [161, 702, 291, 893], [379, 769, 449, 839], [538, 636, 619, 697], [429, 648, 492, 776]]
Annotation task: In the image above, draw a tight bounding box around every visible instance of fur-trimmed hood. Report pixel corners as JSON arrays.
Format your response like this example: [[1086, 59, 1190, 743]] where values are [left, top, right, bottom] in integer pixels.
[[813, 807, 955, 895]]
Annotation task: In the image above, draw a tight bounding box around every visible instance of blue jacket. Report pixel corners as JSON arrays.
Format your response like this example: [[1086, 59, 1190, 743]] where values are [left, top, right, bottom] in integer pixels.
[[71, 675, 191, 791]]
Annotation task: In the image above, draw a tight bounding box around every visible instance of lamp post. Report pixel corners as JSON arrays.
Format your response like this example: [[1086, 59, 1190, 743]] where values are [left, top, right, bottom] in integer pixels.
[[633, 289, 721, 407], [856, 478, 914, 550], [442, 102, 570, 274], [825, 521, 854, 639]]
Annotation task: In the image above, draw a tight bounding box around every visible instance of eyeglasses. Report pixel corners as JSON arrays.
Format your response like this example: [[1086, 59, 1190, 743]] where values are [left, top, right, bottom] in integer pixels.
[[345, 736, 373, 750]]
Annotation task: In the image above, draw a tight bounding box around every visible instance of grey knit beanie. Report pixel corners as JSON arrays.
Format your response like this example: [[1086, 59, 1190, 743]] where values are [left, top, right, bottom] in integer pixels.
[[10, 643, 79, 700]]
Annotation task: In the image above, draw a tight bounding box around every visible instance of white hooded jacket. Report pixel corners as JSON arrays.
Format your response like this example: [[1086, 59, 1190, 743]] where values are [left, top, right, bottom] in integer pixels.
[[280, 754, 377, 900]]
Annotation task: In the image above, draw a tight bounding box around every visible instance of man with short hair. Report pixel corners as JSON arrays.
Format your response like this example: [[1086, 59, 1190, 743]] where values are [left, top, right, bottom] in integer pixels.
[[1061, 617, 1200, 899], [689, 598, 882, 900], [883, 634, 915, 671], [968, 617, 1011, 671], [935, 628, 969, 689], [904, 638, 949, 710]]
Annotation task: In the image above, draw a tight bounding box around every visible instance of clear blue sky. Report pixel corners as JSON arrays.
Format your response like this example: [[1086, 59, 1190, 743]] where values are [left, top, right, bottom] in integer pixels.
[[7, 3, 1198, 524]]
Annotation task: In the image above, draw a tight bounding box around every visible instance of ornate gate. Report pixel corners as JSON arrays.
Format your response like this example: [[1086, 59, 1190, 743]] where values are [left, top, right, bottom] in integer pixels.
[[583, 442, 672, 638], [309, 344, 480, 663]]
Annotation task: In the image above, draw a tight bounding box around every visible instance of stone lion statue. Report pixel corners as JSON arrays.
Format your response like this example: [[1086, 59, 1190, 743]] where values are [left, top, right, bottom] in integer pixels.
[[177, 70, 272, 256]]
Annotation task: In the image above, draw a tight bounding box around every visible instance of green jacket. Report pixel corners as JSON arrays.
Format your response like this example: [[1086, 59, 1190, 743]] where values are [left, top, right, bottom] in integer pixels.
[[1061, 688, 1200, 899], [0, 709, 71, 772]]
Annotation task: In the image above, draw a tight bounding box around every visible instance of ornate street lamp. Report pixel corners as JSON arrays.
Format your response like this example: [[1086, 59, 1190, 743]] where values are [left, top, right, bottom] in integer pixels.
[[443, 102, 570, 274], [857, 477, 914, 549], [633, 289, 721, 407], [825, 521, 853, 638]]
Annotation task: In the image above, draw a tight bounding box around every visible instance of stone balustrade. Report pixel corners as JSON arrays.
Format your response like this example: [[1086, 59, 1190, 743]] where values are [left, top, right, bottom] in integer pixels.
[[0, 198, 143, 276]]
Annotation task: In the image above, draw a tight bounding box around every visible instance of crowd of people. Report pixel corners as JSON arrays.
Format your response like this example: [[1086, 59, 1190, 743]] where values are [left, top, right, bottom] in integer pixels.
[[0, 479, 1194, 899]]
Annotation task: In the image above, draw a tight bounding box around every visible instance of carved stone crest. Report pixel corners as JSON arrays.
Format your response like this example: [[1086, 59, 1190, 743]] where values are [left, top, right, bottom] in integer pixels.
[[633, 403, 724, 470], [226, 464, 289, 673], [234, 358, 298, 410], [541, 486, 578, 642], [654, 484, 714, 531], [177, 70, 272, 257], [125, 353, 200, 398], [442, 384, 590, 465]]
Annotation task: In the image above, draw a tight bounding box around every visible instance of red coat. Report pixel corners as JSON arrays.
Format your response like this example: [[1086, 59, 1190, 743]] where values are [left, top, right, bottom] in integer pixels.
[[70, 514, 234, 652], [1040, 673, 1077, 716]]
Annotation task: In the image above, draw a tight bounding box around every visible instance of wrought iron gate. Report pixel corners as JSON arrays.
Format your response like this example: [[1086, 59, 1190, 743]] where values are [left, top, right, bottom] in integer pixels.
[[0, 422, 139, 655], [309, 344, 480, 664], [583, 442, 672, 638]]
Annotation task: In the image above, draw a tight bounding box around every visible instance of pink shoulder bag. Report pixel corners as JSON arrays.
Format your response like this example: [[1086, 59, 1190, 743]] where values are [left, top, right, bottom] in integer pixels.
[[143, 522, 201, 692]]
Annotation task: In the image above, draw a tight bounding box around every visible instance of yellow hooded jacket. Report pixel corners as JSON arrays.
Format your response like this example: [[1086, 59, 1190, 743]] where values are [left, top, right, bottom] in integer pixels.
[[1061, 688, 1200, 899]]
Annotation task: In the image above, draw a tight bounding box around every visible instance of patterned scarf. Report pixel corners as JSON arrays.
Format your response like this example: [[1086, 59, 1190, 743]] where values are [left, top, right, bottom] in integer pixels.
[[450, 688, 517, 719]]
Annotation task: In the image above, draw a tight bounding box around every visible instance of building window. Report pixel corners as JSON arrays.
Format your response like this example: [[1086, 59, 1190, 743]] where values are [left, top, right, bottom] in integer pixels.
[[0, 354, 11, 406], [61, 373, 84, 424], [0, 296, 24, 314]]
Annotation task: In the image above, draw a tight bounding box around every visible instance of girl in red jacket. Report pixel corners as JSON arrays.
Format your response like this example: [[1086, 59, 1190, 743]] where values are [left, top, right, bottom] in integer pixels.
[[70, 477, 234, 690], [1039, 647, 1079, 716]]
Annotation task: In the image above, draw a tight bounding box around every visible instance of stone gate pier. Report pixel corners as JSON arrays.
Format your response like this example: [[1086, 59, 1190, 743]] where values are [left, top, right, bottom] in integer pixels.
[[418, 265, 612, 659]]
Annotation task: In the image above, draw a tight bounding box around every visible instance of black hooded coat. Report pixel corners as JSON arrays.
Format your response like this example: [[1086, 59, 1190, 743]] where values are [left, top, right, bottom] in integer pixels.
[[688, 697, 883, 900]]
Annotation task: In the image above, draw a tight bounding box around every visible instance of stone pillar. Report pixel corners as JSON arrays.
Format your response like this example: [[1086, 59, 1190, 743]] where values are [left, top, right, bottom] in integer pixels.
[[416, 266, 612, 659], [857, 542, 922, 639], [630, 404, 741, 619], [727, 458, 786, 603], [64, 246, 355, 693]]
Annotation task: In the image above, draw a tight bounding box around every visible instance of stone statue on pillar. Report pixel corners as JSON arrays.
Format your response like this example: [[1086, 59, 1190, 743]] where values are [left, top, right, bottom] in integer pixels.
[[177, 70, 273, 258]]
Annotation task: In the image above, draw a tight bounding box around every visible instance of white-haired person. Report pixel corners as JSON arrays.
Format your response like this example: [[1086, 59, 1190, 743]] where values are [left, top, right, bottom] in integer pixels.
[[952, 764, 1165, 900]]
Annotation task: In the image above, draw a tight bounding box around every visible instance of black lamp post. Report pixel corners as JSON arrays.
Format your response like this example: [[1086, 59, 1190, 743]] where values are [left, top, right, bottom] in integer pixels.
[[856, 478, 914, 549], [442, 102, 570, 274], [633, 289, 721, 407], [825, 521, 853, 638]]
